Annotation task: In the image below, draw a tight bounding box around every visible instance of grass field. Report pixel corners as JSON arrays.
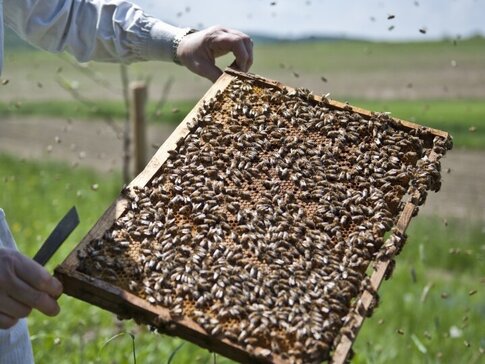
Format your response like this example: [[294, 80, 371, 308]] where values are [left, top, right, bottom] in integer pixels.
[[1, 36, 484, 363], [2, 37, 484, 103], [0, 154, 483, 364], [253, 36, 485, 79]]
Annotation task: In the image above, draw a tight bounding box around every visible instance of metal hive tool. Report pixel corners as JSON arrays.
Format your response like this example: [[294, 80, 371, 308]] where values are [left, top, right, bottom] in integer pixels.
[[55, 68, 452, 364]]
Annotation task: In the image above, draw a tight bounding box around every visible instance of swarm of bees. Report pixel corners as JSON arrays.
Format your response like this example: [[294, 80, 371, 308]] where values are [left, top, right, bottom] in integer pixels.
[[77, 76, 452, 363]]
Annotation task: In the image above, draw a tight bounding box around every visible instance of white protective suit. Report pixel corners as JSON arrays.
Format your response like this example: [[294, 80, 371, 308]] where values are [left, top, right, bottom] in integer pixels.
[[0, 1, 188, 362]]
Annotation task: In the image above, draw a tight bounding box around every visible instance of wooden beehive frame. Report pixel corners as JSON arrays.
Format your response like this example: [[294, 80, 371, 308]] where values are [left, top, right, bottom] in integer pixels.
[[55, 68, 450, 364]]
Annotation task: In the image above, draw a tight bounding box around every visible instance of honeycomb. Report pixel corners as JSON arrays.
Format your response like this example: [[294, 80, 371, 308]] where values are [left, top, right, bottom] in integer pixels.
[[76, 74, 452, 363]]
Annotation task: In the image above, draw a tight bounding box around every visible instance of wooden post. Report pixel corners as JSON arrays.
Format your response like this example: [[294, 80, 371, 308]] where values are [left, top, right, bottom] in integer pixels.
[[129, 81, 147, 177], [120, 64, 131, 185]]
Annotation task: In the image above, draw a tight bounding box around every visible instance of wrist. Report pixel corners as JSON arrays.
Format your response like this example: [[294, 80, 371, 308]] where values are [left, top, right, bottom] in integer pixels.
[[172, 28, 198, 65]]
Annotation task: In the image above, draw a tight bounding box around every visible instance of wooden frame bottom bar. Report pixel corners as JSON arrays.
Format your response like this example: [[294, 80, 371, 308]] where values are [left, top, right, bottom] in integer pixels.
[[56, 267, 277, 364]]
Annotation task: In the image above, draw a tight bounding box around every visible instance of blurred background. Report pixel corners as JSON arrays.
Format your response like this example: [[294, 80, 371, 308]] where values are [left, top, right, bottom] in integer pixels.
[[0, 0, 483, 363]]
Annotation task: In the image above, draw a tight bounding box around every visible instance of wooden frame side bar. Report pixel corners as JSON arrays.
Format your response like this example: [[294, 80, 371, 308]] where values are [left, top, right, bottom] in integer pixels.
[[331, 201, 418, 364]]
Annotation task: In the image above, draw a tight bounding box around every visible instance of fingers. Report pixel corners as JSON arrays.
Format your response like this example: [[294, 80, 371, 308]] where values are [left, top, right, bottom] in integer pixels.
[[196, 61, 223, 83], [229, 35, 251, 72], [242, 37, 254, 70], [0, 293, 32, 320], [181, 53, 222, 83], [8, 275, 61, 317], [0, 313, 18, 330], [226, 29, 253, 71], [14, 253, 63, 299], [210, 28, 253, 72], [0, 249, 62, 320], [176, 25, 253, 82]]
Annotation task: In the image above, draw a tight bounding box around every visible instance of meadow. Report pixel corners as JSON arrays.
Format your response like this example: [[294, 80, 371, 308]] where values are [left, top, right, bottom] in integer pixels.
[[0, 36, 484, 363]]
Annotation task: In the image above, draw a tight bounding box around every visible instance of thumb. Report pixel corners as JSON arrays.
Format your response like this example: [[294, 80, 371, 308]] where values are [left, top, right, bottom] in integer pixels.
[[187, 59, 223, 83]]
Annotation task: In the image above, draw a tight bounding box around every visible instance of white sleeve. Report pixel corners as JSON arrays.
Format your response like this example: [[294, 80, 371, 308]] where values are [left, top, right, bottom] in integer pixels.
[[3, 0, 189, 63]]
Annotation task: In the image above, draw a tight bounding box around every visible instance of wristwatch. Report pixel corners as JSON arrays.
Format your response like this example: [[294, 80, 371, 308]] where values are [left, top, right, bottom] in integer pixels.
[[173, 28, 198, 65]]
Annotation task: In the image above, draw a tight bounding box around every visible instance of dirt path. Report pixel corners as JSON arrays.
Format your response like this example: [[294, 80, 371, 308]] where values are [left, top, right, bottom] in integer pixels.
[[0, 117, 174, 173], [0, 117, 483, 222]]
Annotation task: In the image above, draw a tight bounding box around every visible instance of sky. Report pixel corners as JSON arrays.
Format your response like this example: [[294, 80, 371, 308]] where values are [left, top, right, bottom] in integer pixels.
[[131, 0, 485, 41]]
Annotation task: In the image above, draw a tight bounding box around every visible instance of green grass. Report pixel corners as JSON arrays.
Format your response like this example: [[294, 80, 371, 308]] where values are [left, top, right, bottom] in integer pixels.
[[0, 99, 196, 125], [1, 154, 483, 363], [252, 36, 485, 73], [3, 36, 484, 105], [353, 217, 485, 364], [7, 36, 483, 78]]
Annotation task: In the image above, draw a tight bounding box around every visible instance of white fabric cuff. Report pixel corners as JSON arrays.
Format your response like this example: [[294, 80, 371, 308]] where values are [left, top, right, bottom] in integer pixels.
[[136, 20, 191, 62]]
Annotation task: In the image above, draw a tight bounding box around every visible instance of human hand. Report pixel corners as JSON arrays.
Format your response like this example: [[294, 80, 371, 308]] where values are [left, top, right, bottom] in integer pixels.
[[176, 26, 253, 83], [0, 248, 63, 329]]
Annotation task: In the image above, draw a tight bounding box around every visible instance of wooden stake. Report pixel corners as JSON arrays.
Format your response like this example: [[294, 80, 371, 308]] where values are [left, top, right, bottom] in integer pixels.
[[129, 81, 147, 177]]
